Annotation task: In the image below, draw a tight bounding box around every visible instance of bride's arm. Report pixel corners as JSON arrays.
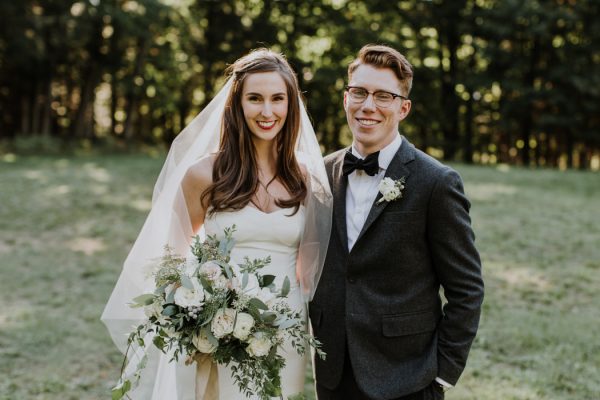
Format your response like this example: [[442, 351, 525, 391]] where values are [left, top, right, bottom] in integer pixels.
[[296, 162, 310, 283], [181, 157, 214, 234]]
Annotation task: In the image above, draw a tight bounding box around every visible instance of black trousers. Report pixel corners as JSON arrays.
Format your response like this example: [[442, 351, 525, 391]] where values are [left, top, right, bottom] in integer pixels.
[[315, 345, 444, 400]]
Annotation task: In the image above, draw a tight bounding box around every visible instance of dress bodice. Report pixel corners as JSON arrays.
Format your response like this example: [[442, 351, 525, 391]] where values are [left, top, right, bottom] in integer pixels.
[[203, 205, 305, 288]]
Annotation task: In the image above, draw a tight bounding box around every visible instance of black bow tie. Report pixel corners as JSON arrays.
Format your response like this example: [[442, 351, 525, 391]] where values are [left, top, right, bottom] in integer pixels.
[[343, 151, 380, 176]]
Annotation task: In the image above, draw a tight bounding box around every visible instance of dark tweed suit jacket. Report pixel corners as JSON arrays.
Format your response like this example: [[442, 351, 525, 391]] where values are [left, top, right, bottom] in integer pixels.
[[310, 137, 484, 400]]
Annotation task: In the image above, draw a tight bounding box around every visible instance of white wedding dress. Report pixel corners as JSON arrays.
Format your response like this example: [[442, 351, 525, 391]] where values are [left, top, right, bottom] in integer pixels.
[[204, 205, 308, 399]]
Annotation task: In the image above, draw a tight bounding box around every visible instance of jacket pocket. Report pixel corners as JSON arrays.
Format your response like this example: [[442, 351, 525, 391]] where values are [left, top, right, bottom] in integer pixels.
[[381, 310, 438, 337]]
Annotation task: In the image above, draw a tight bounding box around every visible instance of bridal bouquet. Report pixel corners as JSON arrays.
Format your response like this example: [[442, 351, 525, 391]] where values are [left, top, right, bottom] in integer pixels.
[[112, 226, 324, 400]]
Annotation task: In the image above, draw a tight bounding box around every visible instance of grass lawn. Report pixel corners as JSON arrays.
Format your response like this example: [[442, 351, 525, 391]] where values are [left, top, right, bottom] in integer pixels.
[[0, 154, 598, 400]]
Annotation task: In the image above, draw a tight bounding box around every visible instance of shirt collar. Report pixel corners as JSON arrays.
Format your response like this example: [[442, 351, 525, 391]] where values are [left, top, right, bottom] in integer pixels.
[[351, 133, 402, 171]]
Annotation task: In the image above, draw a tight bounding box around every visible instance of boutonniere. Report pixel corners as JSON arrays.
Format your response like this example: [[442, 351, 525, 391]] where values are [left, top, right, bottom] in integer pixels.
[[376, 177, 406, 205]]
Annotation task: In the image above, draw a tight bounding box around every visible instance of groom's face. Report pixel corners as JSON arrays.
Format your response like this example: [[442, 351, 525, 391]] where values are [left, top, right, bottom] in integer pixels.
[[344, 64, 411, 156]]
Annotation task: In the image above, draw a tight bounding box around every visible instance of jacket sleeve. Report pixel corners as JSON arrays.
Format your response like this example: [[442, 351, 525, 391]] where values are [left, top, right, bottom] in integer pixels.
[[426, 167, 484, 385]]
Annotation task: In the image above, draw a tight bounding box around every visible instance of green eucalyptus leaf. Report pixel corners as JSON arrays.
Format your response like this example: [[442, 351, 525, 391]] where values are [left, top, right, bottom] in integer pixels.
[[249, 298, 268, 310], [200, 277, 213, 294], [276, 317, 299, 329], [153, 335, 165, 351], [111, 386, 123, 400], [280, 276, 290, 298], [262, 274, 276, 287], [131, 293, 155, 307], [162, 304, 178, 317], [204, 327, 219, 347], [218, 237, 236, 256], [154, 283, 168, 295], [247, 305, 261, 321], [261, 312, 277, 324], [180, 275, 194, 290], [222, 263, 233, 280], [166, 287, 176, 304]]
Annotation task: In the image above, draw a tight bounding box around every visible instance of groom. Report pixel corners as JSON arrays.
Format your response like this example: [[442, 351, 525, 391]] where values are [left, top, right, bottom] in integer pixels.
[[310, 44, 484, 400]]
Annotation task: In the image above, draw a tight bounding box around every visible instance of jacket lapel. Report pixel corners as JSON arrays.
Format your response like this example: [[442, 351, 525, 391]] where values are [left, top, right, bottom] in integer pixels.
[[354, 138, 415, 246], [331, 150, 350, 254]]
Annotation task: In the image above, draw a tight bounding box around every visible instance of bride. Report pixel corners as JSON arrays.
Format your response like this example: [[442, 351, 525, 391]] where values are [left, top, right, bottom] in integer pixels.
[[102, 49, 332, 399]]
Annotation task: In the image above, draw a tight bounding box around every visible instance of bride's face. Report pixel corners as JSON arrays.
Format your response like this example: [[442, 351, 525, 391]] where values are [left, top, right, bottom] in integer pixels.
[[241, 71, 289, 144]]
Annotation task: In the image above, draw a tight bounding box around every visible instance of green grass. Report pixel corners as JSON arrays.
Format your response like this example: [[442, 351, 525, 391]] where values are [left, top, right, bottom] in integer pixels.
[[0, 155, 598, 399]]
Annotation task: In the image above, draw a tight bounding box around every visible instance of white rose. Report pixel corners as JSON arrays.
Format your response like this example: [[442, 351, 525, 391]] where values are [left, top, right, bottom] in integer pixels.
[[173, 279, 205, 308], [211, 308, 236, 338], [246, 332, 272, 357], [199, 261, 222, 281], [213, 275, 229, 289], [232, 312, 255, 341], [193, 329, 217, 353], [382, 187, 400, 201], [256, 287, 276, 305], [379, 177, 396, 193]]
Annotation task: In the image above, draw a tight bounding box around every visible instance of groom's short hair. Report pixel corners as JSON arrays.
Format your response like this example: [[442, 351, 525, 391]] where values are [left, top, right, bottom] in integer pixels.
[[348, 44, 413, 96]]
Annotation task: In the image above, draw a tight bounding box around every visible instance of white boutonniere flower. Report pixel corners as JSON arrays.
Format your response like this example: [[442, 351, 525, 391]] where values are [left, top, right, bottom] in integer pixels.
[[377, 177, 406, 205]]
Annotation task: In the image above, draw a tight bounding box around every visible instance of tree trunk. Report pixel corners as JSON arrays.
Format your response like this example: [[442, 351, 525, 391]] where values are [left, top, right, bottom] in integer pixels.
[[110, 79, 118, 137], [20, 94, 31, 135], [438, 41, 460, 161], [31, 78, 42, 134], [41, 76, 53, 136], [565, 130, 574, 168], [578, 147, 588, 170], [520, 36, 540, 167], [123, 38, 149, 141], [72, 64, 99, 139], [463, 93, 474, 164]]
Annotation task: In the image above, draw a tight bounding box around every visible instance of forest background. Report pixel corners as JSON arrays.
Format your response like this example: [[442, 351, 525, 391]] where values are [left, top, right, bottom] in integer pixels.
[[1, 0, 599, 169]]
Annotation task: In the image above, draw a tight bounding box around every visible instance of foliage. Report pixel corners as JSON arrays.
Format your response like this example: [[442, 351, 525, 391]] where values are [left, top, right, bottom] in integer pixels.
[[0, 1, 598, 169]]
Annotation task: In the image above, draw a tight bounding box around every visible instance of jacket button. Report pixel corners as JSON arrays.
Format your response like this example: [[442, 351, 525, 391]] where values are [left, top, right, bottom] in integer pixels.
[[348, 277, 356, 283]]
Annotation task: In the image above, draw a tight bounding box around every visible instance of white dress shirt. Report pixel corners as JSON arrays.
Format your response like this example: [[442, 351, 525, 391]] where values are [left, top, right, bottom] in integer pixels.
[[346, 134, 402, 251]]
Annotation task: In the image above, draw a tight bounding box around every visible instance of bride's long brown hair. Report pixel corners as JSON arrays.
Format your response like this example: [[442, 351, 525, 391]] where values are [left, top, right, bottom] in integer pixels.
[[202, 49, 307, 215]]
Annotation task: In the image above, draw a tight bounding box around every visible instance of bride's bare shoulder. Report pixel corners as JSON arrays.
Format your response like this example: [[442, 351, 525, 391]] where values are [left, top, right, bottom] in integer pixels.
[[183, 154, 216, 191]]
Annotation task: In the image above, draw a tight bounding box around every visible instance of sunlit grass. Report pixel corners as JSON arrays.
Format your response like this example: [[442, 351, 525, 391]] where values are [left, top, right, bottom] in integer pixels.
[[450, 164, 600, 400], [0, 154, 163, 399], [0, 157, 598, 399]]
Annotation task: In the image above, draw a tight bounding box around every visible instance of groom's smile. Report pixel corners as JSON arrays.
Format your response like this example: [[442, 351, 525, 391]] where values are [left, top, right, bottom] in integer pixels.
[[356, 118, 381, 126]]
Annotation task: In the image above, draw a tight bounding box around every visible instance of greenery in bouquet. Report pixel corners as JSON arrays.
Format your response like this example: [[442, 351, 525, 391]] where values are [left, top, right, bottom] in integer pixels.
[[112, 226, 324, 400]]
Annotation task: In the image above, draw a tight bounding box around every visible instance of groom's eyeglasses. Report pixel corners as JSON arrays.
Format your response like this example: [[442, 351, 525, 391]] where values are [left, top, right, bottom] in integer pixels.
[[345, 86, 408, 108]]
